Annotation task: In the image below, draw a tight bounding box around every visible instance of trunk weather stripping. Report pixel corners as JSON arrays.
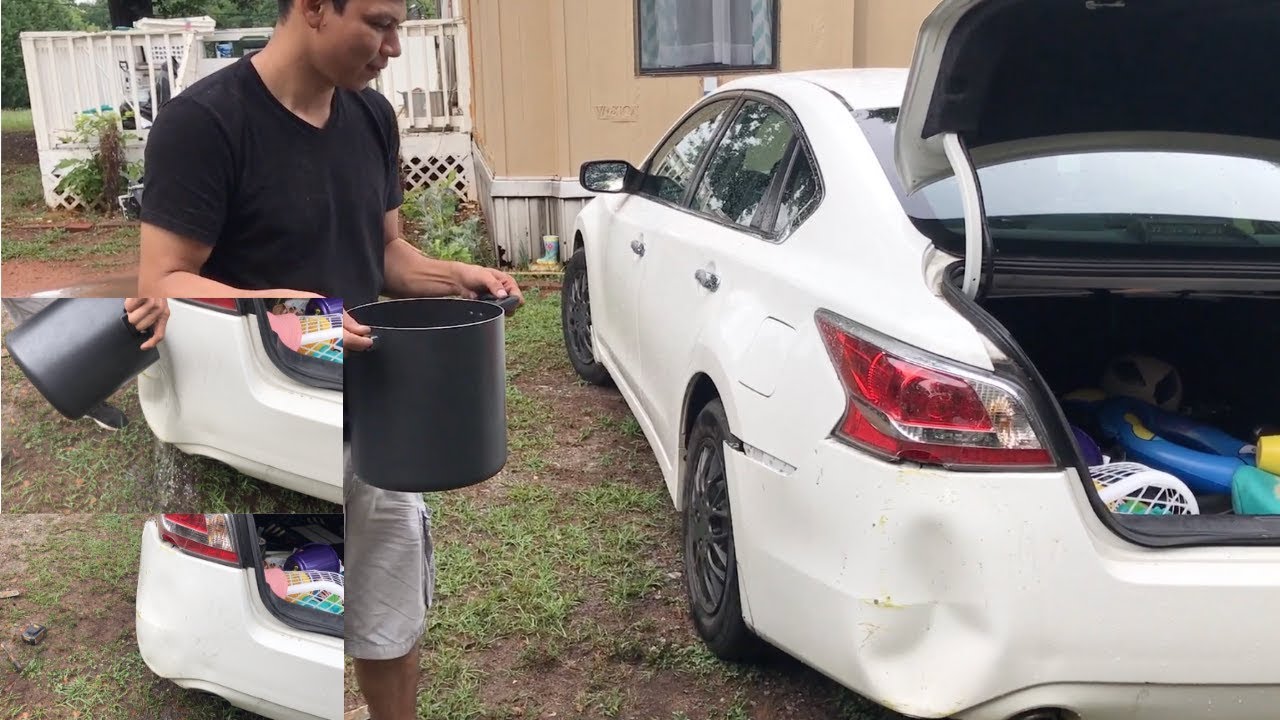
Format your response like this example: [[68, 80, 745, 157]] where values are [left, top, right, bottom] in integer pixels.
[[942, 132, 994, 300], [250, 300, 342, 392], [236, 515, 343, 638]]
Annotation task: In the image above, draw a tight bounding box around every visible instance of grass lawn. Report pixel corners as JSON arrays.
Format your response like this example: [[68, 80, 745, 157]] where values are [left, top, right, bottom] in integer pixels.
[[0, 514, 256, 719], [1, 109, 34, 133], [1, 309, 337, 515]]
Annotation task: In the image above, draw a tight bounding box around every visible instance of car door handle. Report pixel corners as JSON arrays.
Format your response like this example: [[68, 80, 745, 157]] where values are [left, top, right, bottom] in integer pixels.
[[694, 269, 720, 292], [630, 239, 646, 257]]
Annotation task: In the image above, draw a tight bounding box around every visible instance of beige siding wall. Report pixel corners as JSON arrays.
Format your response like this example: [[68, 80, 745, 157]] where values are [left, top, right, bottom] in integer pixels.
[[465, 0, 933, 179], [853, 0, 937, 67], [465, 0, 562, 177]]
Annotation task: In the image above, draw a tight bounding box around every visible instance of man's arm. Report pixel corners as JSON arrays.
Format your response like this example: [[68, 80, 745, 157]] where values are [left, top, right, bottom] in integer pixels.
[[380, 209, 523, 301], [138, 223, 319, 298], [380, 210, 465, 298]]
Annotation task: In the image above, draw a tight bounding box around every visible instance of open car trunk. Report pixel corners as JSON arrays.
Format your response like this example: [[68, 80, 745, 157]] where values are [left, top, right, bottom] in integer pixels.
[[177, 299, 343, 392], [252, 299, 343, 390], [942, 266, 1280, 546], [235, 514, 344, 638]]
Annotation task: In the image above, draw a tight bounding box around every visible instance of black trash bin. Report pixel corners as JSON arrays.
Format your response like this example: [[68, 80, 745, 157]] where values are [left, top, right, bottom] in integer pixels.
[[345, 296, 517, 492], [4, 298, 160, 419]]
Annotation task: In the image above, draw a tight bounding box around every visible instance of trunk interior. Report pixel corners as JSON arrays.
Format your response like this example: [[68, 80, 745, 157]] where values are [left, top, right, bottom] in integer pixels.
[[242, 514, 344, 637], [948, 268, 1280, 543], [250, 299, 343, 391]]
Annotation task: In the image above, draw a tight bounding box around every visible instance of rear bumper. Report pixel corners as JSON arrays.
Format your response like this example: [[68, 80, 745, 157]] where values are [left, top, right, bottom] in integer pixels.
[[135, 521, 342, 720], [959, 683, 1280, 720], [136, 303, 342, 504], [725, 439, 1280, 720]]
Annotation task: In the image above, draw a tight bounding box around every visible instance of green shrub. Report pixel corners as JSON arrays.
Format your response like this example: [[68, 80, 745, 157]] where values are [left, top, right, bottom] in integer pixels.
[[53, 111, 141, 213], [408, 171, 481, 264]]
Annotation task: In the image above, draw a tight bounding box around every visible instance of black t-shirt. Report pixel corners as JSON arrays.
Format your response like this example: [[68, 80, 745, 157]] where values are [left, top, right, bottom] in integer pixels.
[[140, 54, 402, 308]]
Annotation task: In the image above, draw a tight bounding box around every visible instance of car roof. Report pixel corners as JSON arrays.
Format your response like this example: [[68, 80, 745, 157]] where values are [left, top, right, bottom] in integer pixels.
[[718, 68, 908, 112]]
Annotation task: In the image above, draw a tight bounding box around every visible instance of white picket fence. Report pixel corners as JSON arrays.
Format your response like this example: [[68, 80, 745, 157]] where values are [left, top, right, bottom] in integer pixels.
[[19, 19, 473, 209]]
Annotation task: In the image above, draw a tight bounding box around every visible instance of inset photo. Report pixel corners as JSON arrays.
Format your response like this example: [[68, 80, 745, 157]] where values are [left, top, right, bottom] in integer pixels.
[[0, 512, 344, 720], [1, 297, 344, 514]]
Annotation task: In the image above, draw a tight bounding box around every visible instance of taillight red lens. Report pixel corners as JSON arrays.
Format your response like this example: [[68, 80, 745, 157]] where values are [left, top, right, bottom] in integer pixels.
[[188, 298, 239, 312], [160, 514, 238, 565], [829, 330, 994, 431], [816, 311, 1051, 468]]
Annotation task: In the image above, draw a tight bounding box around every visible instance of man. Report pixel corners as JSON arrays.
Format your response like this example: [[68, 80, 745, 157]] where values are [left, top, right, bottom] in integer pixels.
[[137, 2, 521, 718], [1, 298, 169, 431]]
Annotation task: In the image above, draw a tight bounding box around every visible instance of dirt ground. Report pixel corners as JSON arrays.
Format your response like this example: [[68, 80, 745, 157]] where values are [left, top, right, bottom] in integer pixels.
[[1, 247, 139, 297], [2, 130, 38, 164], [1, 131, 140, 297], [0, 514, 255, 719]]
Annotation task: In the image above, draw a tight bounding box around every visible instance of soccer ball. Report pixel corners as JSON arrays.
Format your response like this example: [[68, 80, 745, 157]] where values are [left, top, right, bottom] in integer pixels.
[[1101, 354, 1183, 411]]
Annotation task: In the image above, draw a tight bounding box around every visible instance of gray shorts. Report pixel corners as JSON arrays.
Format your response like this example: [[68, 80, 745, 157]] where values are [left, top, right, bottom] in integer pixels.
[[343, 443, 435, 660], [2, 298, 57, 325]]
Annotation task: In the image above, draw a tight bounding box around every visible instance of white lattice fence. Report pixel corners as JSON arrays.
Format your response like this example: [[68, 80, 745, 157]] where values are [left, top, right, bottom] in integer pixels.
[[39, 145, 146, 211], [41, 134, 472, 210], [400, 132, 473, 200]]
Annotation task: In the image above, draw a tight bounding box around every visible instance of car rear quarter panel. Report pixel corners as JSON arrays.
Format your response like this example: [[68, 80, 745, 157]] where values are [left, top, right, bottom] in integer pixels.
[[688, 77, 996, 488]]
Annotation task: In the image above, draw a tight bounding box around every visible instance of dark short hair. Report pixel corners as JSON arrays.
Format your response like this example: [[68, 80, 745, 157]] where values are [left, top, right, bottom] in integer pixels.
[[277, 0, 350, 20]]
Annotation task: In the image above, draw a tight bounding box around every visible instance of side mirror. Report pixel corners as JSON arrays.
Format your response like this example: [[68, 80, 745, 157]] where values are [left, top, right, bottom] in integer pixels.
[[580, 160, 640, 194]]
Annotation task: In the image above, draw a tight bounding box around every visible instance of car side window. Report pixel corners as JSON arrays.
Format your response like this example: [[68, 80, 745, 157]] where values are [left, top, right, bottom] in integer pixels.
[[774, 148, 819, 236], [642, 100, 735, 204], [691, 100, 795, 227]]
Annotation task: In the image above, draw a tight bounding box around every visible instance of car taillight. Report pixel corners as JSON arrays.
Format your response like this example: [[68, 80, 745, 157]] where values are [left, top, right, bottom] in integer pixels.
[[159, 514, 239, 565], [816, 310, 1052, 468], [188, 298, 240, 312]]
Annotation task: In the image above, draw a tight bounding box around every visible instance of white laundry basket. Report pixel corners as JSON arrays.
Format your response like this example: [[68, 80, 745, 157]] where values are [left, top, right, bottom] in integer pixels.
[[1090, 462, 1200, 515]]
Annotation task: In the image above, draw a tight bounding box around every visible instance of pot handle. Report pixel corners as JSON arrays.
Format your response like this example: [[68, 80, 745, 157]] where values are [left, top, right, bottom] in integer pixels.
[[476, 294, 521, 316], [120, 308, 155, 340]]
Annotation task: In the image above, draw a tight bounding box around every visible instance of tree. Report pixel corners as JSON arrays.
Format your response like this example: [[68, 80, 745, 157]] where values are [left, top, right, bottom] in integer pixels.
[[1, 0, 88, 108]]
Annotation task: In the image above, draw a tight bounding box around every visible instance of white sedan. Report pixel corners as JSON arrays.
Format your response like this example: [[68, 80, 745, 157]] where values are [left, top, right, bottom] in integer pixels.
[[136, 513, 344, 720], [563, 1, 1280, 718], [137, 299, 343, 504]]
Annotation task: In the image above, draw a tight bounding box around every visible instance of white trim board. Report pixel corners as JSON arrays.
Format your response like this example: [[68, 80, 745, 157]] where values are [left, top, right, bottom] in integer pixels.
[[472, 143, 598, 199]]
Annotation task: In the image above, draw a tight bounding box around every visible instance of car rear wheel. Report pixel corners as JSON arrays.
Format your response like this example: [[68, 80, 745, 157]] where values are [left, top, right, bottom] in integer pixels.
[[561, 249, 612, 387], [683, 398, 765, 661]]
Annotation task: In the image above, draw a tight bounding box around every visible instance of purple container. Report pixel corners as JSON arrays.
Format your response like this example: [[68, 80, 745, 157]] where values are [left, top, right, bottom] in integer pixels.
[[1072, 425, 1105, 466], [306, 298, 344, 317], [284, 543, 340, 573]]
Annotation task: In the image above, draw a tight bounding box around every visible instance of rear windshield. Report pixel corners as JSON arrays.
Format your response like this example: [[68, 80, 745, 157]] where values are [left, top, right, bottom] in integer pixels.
[[855, 107, 1280, 260]]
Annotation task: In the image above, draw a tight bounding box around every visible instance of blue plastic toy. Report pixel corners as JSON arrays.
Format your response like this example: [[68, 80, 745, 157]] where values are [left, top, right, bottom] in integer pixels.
[[1096, 397, 1252, 495]]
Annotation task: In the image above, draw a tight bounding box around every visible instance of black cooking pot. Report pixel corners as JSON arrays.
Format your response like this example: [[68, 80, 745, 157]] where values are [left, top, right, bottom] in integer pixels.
[[345, 295, 520, 492], [4, 298, 159, 419]]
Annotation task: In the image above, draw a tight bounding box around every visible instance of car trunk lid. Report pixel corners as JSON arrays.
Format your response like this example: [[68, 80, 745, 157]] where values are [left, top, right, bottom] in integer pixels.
[[894, 0, 1280, 298]]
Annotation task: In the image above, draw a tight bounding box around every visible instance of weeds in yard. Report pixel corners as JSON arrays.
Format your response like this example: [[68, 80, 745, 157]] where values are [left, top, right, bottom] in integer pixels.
[[53, 111, 141, 213], [0, 164, 45, 220], [403, 173, 482, 263], [0, 515, 255, 719], [0, 226, 137, 262]]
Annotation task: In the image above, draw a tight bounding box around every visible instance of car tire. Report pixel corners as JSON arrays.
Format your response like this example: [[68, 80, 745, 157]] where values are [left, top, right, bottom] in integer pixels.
[[683, 398, 766, 661], [561, 248, 612, 387]]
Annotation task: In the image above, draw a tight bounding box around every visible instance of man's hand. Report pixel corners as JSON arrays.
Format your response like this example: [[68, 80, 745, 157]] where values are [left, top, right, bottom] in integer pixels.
[[343, 311, 374, 352], [453, 264, 524, 308], [124, 297, 170, 350]]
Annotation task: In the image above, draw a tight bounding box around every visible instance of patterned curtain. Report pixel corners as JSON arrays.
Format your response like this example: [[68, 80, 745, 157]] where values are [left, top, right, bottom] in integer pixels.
[[750, 0, 773, 65], [639, 0, 773, 70]]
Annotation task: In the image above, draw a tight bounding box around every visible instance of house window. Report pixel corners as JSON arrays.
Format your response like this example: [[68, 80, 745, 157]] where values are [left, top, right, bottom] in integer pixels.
[[636, 0, 778, 75]]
